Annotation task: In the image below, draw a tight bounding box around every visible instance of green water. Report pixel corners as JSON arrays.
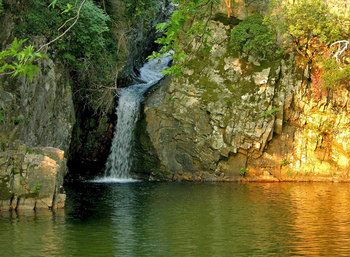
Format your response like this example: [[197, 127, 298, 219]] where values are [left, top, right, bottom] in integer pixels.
[[1, 182, 350, 256]]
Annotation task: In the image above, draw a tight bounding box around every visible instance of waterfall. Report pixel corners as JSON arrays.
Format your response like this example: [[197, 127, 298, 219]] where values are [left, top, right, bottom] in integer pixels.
[[96, 53, 172, 183]]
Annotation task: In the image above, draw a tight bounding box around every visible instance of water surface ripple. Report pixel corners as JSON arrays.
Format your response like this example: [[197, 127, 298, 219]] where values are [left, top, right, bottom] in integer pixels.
[[1, 182, 350, 256]]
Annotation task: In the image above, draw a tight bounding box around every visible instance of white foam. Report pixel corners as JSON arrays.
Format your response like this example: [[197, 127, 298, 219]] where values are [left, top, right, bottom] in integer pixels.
[[103, 51, 173, 180], [90, 177, 140, 183]]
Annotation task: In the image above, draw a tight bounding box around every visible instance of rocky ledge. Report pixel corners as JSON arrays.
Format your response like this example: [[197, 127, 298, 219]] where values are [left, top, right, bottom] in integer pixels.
[[0, 143, 67, 211]]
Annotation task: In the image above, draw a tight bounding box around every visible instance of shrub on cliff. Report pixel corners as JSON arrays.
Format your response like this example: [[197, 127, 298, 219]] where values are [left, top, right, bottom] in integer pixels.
[[267, 0, 349, 91], [284, 0, 349, 90], [321, 57, 350, 89], [283, 0, 345, 59], [229, 14, 278, 59]]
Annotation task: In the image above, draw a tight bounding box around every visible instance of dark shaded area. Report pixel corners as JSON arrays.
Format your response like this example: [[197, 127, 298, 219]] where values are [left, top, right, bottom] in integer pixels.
[[212, 13, 241, 26], [67, 105, 116, 181], [132, 112, 164, 180]]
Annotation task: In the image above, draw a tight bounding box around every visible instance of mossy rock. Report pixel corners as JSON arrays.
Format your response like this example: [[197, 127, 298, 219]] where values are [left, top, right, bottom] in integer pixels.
[[0, 181, 12, 200]]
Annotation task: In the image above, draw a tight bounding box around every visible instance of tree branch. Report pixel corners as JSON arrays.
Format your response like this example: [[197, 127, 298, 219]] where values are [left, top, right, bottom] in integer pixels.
[[36, 0, 87, 53], [0, 70, 15, 76]]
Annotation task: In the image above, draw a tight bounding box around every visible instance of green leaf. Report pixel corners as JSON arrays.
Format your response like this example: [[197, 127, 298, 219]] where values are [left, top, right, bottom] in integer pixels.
[[49, 0, 57, 9]]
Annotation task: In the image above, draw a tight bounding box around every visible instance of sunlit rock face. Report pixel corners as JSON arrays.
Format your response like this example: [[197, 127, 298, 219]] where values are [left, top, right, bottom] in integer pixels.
[[140, 8, 350, 182], [0, 143, 67, 211], [142, 19, 297, 181], [327, 0, 349, 13], [248, 85, 350, 182], [279, 87, 350, 181]]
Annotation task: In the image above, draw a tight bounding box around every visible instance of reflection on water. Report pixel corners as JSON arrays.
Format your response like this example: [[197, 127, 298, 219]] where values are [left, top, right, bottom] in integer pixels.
[[0, 209, 66, 256], [1, 182, 350, 256]]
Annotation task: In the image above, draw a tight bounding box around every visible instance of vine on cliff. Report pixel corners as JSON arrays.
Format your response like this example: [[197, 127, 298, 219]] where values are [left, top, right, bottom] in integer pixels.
[[0, 38, 47, 82]]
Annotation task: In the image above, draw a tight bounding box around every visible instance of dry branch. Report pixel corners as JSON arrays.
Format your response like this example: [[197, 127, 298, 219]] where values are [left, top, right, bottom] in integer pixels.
[[331, 40, 349, 65]]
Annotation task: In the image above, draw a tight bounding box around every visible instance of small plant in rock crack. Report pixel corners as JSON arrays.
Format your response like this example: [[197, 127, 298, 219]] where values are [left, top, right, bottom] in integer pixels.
[[260, 107, 280, 118], [240, 168, 249, 177], [0, 109, 5, 123], [280, 159, 289, 166], [32, 183, 41, 194], [26, 147, 34, 154]]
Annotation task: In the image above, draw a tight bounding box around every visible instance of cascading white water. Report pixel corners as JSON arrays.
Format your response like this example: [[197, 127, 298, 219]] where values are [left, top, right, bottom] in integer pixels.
[[96, 53, 172, 183]]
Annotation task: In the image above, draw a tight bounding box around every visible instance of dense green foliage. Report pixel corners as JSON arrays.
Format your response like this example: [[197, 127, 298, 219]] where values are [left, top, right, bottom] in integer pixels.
[[0, 38, 47, 82], [283, 0, 345, 58], [266, 0, 349, 90], [282, 0, 349, 90], [149, 0, 220, 75], [19, 0, 115, 70], [321, 58, 350, 89], [0, 0, 3, 14], [230, 14, 277, 58], [1, 0, 166, 114], [16, 0, 119, 111], [1, 0, 348, 98], [122, 0, 161, 21]]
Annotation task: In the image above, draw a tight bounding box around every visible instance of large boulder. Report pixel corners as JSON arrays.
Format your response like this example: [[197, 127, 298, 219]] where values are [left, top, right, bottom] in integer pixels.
[[0, 143, 67, 211]]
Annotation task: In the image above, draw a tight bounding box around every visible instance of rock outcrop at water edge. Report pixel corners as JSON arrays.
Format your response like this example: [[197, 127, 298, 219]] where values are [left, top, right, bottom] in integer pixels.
[[0, 143, 67, 211]]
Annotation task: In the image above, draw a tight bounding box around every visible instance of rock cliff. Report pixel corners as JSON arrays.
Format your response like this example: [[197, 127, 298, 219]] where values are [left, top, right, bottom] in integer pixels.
[[0, 1, 75, 209], [140, 7, 350, 182], [1, 0, 349, 199]]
